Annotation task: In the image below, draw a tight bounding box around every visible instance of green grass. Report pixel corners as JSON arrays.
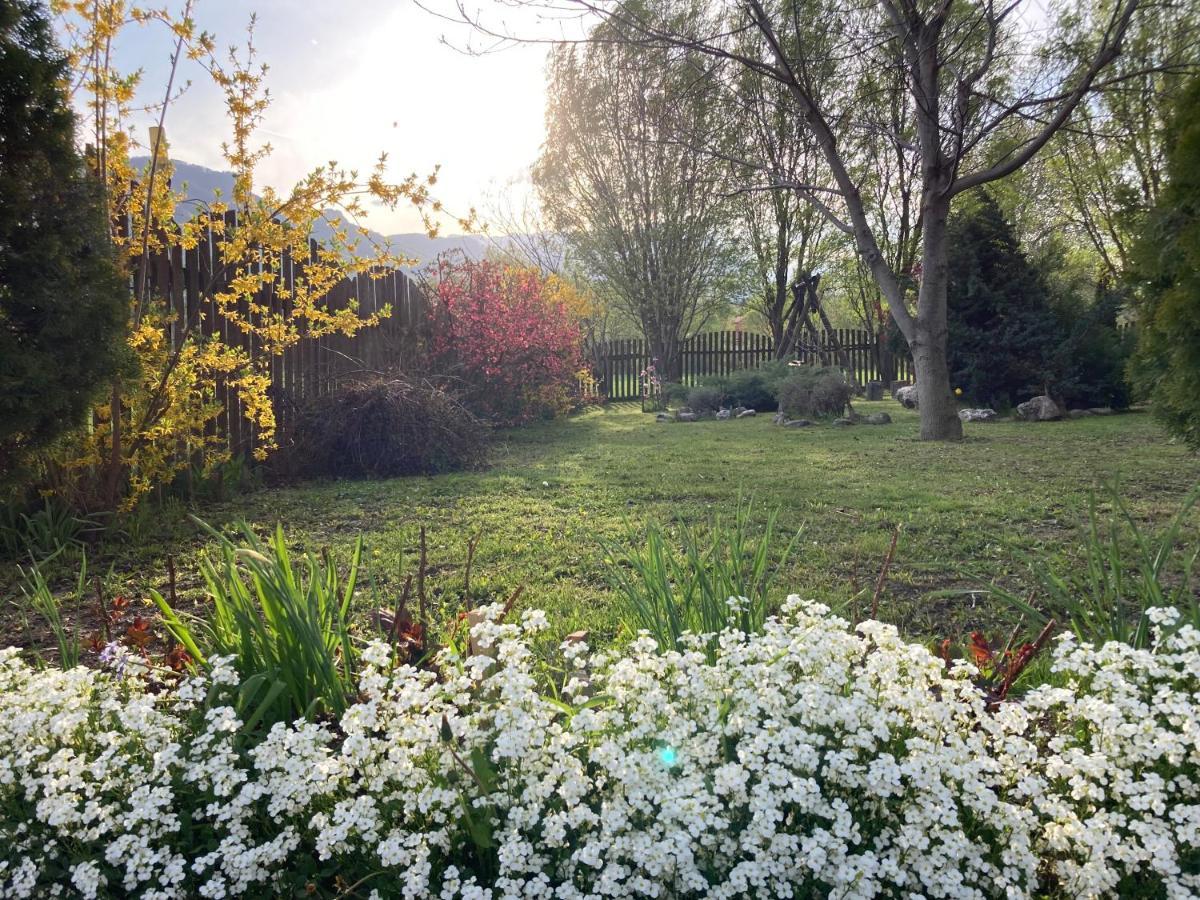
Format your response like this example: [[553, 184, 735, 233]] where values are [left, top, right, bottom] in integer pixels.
[[7, 401, 1200, 651]]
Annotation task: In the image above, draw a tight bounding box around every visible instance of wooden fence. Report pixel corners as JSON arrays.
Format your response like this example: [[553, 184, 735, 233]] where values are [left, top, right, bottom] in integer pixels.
[[596, 329, 911, 401], [136, 212, 427, 459], [137, 222, 907, 446]]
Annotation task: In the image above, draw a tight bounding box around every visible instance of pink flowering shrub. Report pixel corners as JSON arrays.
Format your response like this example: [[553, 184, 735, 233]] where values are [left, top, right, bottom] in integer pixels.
[[429, 260, 584, 424]]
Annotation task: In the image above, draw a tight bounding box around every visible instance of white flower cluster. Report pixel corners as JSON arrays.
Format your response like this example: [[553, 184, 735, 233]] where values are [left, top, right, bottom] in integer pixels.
[[994, 609, 1200, 899], [0, 650, 299, 899], [0, 599, 1196, 899]]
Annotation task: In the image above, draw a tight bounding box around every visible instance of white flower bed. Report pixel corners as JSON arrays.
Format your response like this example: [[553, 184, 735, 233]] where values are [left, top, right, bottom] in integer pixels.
[[0, 599, 1196, 899]]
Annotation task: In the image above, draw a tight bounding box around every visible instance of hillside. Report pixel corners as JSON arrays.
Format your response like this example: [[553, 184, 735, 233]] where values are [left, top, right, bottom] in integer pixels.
[[133, 157, 499, 267]]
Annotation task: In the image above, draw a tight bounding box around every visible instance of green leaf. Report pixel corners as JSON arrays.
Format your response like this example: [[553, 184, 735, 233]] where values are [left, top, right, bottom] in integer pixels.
[[470, 745, 498, 795], [460, 796, 495, 850]]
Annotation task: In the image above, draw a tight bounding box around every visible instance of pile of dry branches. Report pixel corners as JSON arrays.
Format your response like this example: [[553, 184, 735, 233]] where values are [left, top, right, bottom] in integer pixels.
[[279, 376, 489, 480]]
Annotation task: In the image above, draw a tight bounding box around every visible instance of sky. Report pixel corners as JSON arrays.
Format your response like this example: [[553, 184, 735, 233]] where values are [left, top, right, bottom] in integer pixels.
[[76, 0, 1059, 238], [92, 0, 551, 234]]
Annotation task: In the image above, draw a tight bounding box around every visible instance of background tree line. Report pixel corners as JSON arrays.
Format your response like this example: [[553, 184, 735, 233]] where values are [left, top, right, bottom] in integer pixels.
[[521, 0, 1199, 440]]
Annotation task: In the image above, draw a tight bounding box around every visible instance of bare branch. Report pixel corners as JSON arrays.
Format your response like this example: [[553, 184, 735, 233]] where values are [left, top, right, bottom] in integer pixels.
[[951, 0, 1142, 195]]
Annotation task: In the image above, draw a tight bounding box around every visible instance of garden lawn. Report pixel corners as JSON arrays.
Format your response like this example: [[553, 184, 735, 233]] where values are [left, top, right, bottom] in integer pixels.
[[11, 401, 1200, 652]]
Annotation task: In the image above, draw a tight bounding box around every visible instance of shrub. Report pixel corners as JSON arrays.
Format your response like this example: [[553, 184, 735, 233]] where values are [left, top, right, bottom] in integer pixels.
[[1050, 285, 1134, 410], [696, 373, 731, 393], [997, 615, 1200, 897], [693, 364, 792, 412], [777, 365, 853, 418], [946, 194, 1063, 409], [280, 376, 488, 480], [947, 194, 1133, 411], [756, 358, 800, 394], [685, 383, 725, 413], [0, 497, 96, 561], [721, 367, 777, 410], [664, 362, 801, 413], [3, 601, 1199, 898], [661, 380, 690, 405], [1128, 74, 1200, 448], [429, 259, 584, 425]]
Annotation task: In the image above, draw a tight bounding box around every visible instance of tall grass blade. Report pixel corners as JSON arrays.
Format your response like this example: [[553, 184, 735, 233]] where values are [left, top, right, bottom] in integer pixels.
[[17, 553, 86, 669], [152, 518, 365, 728], [993, 482, 1199, 649], [603, 498, 800, 662]]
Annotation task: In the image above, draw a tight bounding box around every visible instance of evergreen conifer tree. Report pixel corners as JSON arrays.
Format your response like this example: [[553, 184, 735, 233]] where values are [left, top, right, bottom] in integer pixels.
[[946, 194, 1061, 410], [0, 0, 127, 485]]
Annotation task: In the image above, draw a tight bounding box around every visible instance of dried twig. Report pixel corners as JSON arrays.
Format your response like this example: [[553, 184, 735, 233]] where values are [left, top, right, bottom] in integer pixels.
[[999, 613, 1025, 664], [498, 585, 524, 623], [95, 575, 110, 643], [166, 555, 178, 607], [417, 526, 428, 626], [870, 525, 902, 621], [464, 534, 479, 598], [391, 575, 414, 645]]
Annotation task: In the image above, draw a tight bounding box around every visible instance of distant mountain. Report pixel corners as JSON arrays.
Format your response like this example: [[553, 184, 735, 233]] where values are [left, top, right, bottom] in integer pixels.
[[133, 158, 500, 268], [138, 158, 236, 216], [384, 233, 495, 266]]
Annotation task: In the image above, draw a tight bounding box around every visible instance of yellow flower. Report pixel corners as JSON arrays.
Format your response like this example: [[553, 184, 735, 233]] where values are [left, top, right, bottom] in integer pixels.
[[954, 387, 963, 397]]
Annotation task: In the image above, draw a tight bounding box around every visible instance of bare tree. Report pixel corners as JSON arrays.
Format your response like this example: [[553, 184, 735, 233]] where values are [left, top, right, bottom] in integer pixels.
[[821, 57, 922, 381], [724, 66, 836, 359], [439, 0, 1168, 439], [535, 34, 734, 381], [480, 173, 572, 274]]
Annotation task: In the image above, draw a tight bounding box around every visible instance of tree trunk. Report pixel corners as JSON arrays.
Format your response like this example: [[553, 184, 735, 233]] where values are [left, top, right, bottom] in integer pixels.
[[911, 326, 961, 439], [773, 297, 803, 360], [651, 333, 684, 383], [875, 329, 895, 384], [912, 210, 963, 440], [808, 281, 858, 389], [770, 316, 789, 360], [103, 379, 124, 510], [769, 225, 796, 359]]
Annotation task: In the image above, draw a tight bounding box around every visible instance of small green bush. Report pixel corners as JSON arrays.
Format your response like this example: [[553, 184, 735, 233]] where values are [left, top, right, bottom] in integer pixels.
[[686, 384, 726, 414], [721, 369, 776, 411], [777, 366, 852, 418], [661, 381, 690, 405], [0, 497, 95, 561], [1128, 75, 1200, 447], [696, 374, 730, 393], [668, 361, 850, 414], [754, 359, 798, 396]]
